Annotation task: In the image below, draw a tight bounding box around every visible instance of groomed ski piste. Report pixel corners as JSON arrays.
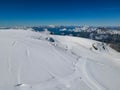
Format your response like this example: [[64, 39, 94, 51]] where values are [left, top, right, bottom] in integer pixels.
[[0, 29, 120, 90]]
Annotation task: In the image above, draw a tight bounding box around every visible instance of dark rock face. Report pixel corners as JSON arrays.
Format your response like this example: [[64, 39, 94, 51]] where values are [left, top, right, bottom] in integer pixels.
[[110, 43, 120, 52]]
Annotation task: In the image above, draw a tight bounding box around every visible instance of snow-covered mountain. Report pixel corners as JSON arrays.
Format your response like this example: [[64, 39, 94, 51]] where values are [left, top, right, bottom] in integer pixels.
[[0, 29, 120, 90]]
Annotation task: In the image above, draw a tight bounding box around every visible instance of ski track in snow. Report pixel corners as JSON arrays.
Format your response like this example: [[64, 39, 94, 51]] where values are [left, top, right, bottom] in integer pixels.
[[12, 41, 16, 46], [26, 48, 30, 57]]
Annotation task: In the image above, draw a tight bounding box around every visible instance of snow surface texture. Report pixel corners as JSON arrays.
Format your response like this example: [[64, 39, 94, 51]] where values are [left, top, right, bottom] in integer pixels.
[[0, 29, 120, 90]]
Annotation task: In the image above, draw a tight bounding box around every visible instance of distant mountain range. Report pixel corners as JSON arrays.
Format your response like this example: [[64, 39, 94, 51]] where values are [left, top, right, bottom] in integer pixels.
[[0, 25, 120, 52]]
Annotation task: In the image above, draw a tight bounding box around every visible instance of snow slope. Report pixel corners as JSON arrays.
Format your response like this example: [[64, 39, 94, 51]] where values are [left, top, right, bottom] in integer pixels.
[[0, 29, 120, 90]]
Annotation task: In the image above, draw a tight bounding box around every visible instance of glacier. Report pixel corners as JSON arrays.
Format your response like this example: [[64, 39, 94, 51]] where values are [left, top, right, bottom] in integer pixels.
[[0, 29, 120, 90]]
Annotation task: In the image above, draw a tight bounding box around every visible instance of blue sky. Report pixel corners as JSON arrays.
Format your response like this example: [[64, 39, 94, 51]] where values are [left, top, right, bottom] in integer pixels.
[[0, 0, 120, 26]]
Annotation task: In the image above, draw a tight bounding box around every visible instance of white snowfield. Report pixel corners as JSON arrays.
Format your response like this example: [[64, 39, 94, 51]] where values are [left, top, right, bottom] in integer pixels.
[[0, 29, 120, 90]]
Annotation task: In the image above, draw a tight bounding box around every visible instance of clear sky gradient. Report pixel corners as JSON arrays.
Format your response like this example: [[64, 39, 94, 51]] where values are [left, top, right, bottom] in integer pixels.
[[0, 0, 120, 26]]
